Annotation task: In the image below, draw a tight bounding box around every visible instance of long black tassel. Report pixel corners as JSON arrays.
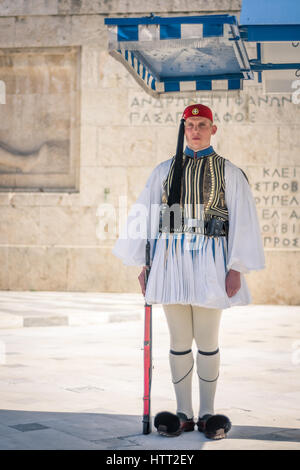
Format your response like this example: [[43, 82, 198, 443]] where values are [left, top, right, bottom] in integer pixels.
[[167, 118, 185, 231], [168, 118, 185, 207]]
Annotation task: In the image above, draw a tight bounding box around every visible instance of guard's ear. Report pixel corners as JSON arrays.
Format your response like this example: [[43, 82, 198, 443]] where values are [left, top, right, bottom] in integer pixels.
[[211, 124, 217, 135]]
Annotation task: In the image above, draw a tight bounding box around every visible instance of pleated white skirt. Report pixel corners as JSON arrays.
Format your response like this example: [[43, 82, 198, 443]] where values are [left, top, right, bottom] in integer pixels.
[[145, 232, 252, 309]]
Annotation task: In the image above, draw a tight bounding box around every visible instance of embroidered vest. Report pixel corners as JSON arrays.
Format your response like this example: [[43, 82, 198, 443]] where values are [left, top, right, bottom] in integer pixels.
[[159, 151, 229, 237]]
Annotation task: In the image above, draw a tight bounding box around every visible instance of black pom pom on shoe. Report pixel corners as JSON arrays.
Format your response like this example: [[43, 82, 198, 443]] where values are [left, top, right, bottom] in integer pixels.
[[154, 411, 181, 437], [204, 414, 232, 440]]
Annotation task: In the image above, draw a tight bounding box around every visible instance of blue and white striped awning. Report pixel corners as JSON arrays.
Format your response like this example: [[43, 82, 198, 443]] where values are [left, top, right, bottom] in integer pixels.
[[105, 5, 300, 96], [104, 15, 253, 96]]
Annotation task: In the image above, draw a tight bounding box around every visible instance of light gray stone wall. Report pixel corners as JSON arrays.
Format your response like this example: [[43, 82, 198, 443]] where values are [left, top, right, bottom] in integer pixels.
[[0, 0, 299, 304], [0, 46, 80, 191]]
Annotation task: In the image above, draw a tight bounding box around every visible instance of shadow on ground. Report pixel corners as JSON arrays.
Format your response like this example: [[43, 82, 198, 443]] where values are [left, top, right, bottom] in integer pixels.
[[0, 410, 299, 450]]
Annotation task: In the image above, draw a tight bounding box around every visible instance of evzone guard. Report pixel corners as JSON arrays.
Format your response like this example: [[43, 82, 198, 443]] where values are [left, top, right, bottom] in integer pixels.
[[113, 103, 265, 440]]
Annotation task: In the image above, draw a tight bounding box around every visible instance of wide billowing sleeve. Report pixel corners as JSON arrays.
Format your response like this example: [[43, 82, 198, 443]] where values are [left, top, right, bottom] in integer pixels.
[[224, 160, 265, 274], [112, 163, 165, 266]]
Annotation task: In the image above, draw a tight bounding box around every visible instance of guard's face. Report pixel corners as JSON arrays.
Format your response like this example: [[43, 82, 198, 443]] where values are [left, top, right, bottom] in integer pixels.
[[184, 116, 217, 151]]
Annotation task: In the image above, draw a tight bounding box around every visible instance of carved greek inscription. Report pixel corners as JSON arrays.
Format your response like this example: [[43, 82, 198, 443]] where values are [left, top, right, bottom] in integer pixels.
[[251, 167, 300, 249], [128, 92, 294, 125]]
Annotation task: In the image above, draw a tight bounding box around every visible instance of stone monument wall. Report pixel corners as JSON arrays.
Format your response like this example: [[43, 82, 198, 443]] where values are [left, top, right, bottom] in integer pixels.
[[0, 0, 299, 304]]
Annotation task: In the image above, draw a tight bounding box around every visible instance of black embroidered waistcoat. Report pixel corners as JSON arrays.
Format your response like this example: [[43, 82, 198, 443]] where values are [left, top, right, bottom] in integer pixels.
[[159, 150, 229, 237]]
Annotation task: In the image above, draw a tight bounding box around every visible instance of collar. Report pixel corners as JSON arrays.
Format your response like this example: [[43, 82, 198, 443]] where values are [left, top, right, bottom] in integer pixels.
[[184, 145, 214, 158]]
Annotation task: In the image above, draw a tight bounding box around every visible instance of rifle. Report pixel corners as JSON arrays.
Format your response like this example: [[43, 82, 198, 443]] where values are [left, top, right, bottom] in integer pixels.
[[142, 239, 152, 434]]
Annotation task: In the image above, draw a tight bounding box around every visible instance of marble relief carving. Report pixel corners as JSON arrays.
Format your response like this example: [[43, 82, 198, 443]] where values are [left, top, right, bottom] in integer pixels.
[[0, 140, 69, 173], [0, 47, 80, 190]]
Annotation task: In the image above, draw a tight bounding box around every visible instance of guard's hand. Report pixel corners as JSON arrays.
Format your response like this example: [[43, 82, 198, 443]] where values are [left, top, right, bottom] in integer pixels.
[[138, 266, 147, 296], [225, 269, 241, 297]]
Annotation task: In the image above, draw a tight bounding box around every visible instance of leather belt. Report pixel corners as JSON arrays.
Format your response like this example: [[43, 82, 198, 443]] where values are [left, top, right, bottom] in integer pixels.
[[159, 213, 228, 237]]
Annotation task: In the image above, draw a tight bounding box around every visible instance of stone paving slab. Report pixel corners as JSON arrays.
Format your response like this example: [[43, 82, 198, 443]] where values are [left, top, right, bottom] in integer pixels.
[[0, 292, 143, 328], [0, 292, 299, 450]]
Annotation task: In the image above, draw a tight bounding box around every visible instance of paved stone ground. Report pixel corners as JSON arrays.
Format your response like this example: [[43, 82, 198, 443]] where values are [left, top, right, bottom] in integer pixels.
[[0, 291, 299, 450]]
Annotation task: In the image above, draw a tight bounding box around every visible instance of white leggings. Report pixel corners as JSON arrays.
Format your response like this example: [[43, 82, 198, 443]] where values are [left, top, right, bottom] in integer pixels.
[[163, 304, 223, 419]]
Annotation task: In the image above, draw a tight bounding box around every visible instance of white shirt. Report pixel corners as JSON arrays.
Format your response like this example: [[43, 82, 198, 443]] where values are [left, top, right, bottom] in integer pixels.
[[112, 156, 265, 309]]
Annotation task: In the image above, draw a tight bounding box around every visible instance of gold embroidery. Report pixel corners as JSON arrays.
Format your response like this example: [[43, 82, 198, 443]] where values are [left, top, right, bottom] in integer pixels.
[[162, 152, 228, 233]]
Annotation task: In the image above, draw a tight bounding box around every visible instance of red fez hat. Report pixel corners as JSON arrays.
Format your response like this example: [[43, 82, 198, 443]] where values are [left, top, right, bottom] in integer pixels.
[[182, 104, 213, 122], [167, 103, 213, 221]]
